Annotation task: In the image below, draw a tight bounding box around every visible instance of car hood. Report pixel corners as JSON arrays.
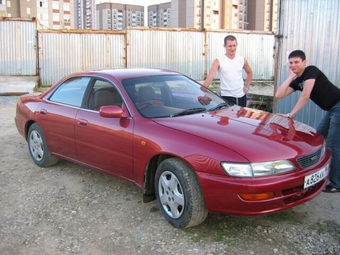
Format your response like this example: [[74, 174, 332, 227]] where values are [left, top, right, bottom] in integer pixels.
[[153, 105, 323, 161]]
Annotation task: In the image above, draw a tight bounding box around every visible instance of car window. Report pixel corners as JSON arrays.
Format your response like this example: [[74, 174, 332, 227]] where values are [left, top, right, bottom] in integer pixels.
[[122, 75, 225, 118], [50, 77, 90, 107], [88, 79, 123, 111]]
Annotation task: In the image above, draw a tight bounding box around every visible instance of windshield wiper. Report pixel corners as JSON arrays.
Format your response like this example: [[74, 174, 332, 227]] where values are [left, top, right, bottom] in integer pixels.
[[208, 102, 229, 111], [171, 107, 206, 117]]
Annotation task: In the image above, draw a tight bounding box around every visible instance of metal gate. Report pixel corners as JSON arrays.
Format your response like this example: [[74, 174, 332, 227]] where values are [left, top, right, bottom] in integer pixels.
[[0, 19, 38, 75]]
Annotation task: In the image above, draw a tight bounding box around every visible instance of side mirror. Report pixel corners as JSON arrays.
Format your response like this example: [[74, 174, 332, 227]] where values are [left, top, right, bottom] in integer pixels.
[[99, 105, 124, 118]]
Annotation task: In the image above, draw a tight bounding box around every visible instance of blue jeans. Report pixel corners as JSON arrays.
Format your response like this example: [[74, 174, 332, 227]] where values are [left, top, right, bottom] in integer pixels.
[[317, 102, 340, 189], [222, 95, 247, 107]]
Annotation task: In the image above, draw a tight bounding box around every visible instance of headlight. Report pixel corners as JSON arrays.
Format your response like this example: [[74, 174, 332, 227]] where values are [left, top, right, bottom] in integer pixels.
[[221, 160, 297, 177], [320, 140, 326, 159], [221, 163, 253, 177]]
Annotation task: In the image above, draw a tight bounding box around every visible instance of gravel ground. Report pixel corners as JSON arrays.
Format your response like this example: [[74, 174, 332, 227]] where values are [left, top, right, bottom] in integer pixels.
[[0, 95, 339, 255]]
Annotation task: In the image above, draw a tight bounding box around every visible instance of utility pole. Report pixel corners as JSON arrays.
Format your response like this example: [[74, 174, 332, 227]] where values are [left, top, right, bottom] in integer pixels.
[[201, 0, 205, 31]]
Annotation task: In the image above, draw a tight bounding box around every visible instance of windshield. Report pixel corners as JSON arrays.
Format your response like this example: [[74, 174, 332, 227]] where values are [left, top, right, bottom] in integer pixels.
[[122, 74, 227, 118]]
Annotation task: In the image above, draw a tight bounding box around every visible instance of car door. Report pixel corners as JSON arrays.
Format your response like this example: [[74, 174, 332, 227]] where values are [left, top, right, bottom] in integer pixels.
[[74, 79, 134, 179], [37, 77, 90, 160]]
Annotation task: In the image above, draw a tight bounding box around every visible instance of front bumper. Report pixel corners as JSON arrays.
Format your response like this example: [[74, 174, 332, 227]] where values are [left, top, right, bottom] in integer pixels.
[[197, 152, 331, 215]]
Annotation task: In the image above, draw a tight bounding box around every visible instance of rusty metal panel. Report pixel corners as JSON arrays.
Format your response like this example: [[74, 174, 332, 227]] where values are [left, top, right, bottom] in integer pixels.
[[275, 0, 340, 127], [205, 31, 275, 81], [38, 31, 126, 86], [0, 20, 37, 75], [127, 30, 205, 80]]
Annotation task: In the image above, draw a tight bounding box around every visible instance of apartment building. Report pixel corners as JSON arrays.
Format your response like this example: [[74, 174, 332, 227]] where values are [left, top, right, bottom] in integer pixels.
[[0, 0, 75, 29], [148, 2, 171, 28], [0, 0, 20, 17], [0, 0, 278, 32], [169, 0, 245, 30], [247, 0, 279, 32], [96, 3, 144, 30], [75, 0, 96, 30], [161, 0, 277, 31]]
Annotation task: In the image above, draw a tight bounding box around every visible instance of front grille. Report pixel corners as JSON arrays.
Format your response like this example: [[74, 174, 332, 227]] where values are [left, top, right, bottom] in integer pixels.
[[282, 180, 325, 204], [296, 148, 321, 168]]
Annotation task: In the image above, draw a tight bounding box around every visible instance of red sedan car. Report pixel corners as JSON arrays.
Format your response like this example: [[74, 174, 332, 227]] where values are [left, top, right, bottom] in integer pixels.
[[15, 69, 331, 228]]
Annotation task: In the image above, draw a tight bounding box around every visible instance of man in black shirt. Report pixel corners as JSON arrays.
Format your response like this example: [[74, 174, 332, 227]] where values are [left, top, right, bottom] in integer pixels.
[[275, 50, 340, 193]]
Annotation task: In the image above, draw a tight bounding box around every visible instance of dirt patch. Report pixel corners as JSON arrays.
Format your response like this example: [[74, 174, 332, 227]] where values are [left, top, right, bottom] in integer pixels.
[[1, 96, 339, 255]]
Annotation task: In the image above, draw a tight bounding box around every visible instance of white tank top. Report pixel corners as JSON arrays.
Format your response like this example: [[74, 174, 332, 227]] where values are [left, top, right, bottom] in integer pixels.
[[217, 54, 245, 97]]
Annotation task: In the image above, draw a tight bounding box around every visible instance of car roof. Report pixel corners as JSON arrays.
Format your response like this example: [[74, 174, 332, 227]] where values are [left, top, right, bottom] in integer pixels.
[[72, 68, 181, 81]]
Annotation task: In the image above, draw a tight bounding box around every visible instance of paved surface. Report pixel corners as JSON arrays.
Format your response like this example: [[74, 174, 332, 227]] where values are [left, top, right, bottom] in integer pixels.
[[0, 76, 39, 95], [1, 95, 339, 255]]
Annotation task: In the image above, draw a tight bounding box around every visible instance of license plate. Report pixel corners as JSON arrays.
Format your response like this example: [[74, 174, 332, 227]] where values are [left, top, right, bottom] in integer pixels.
[[304, 166, 329, 189]]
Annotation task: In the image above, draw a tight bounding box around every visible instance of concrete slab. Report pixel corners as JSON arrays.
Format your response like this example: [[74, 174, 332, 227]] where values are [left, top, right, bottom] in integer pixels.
[[0, 76, 39, 95]]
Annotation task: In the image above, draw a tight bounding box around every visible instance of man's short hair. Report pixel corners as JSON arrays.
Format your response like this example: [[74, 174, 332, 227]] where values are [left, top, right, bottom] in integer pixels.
[[224, 35, 237, 45], [289, 50, 306, 61]]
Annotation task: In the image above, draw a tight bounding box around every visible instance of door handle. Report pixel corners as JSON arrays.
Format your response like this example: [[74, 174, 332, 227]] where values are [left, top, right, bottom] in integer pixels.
[[77, 118, 88, 126], [39, 109, 47, 115]]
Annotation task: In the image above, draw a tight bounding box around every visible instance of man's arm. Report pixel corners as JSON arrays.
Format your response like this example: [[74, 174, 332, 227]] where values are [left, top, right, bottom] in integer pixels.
[[289, 79, 314, 118], [203, 59, 219, 88], [275, 71, 296, 99], [243, 59, 253, 92]]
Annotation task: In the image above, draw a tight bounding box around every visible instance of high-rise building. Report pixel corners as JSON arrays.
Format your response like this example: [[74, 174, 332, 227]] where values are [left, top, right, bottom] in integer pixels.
[[247, 0, 279, 32], [170, 0, 248, 30], [1, 0, 75, 29], [75, 0, 96, 30], [0, 0, 278, 32], [148, 2, 171, 28], [169, 0, 277, 31], [0, 1, 5, 17], [96, 3, 144, 30], [221, 0, 249, 30], [1, 0, 20, 18]]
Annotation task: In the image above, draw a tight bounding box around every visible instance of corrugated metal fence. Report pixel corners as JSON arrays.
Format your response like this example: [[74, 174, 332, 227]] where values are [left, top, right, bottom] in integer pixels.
[[128, 29, 206, 80], [38, 30, 126, 86], [0, 19, 275, 86], [0, 19, 37, 75]]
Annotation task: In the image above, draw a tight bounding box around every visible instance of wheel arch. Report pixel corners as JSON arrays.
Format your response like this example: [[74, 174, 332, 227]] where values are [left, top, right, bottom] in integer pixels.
[[25, 120, 36, 140], [142, 154, 205, 204], [142, 153, 175, 203]]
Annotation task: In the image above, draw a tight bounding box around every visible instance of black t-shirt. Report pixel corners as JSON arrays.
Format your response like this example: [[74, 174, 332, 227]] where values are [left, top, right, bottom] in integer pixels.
[[289, 65, 340, 110]]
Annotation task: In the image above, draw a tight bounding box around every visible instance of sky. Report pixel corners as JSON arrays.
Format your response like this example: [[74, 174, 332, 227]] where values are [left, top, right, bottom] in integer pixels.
[[95, 0, 169, 6]]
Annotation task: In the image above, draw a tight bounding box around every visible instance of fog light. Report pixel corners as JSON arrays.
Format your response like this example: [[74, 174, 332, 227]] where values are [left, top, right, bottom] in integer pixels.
[[239, 192, 275, 201]]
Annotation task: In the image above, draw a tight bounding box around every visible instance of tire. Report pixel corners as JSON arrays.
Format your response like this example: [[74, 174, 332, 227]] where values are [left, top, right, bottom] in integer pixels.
[[155, 158, 208, 228], [27, 123, 59, 167]]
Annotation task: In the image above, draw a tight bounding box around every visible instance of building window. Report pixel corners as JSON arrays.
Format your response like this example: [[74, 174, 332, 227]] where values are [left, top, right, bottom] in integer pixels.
[[53, 14, 60, 22], [64, 15, 71, 23], [64, 3, 70, 11], [52, 2, 59, 9]]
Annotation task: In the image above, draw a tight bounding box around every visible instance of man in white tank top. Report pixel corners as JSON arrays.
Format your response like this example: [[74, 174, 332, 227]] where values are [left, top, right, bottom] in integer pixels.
[[203, 35, 253, 106]]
